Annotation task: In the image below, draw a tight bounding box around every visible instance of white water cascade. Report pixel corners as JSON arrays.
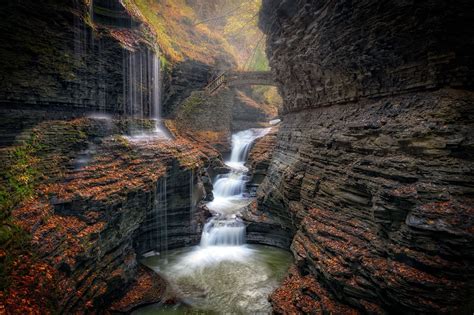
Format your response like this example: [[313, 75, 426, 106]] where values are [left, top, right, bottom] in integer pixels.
[[137, 127, 293, 314], [207, 128, 271, 215], [200, 219, 245, 246], [124, 50, 171, 141], [197, 128, 271, 251]]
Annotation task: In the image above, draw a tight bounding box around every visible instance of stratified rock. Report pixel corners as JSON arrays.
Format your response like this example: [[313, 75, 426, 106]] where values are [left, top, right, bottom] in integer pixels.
[[4, 118, 220, 313], [258, 0, 474, 313], [247, 126, 279, 186], [108, 266, 167, 313], [241, 200, 293, 249]]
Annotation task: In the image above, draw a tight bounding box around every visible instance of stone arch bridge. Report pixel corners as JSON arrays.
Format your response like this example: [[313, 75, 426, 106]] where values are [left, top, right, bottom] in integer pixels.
[[205, 71, 275, 94]]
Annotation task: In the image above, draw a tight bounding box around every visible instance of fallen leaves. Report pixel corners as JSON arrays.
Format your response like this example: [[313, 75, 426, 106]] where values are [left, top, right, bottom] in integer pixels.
[[0, 254, 58, 314]]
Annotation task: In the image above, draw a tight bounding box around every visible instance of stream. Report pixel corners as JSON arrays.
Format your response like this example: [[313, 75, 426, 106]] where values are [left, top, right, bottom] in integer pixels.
[[135, 128, 292, 314]]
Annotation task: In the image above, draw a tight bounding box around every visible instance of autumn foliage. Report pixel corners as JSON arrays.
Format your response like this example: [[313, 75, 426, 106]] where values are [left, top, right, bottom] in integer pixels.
[[0, 118, 220, 313]]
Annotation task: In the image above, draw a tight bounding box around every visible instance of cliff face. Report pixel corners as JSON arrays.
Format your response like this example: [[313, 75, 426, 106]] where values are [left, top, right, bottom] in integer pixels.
[[0, 0, 236, 146], [1, 118, 219, 312], [0, 0, 160, 147], [261, 0, 474, 114], [0, 0, 161, 113], [258, 0, 474, 313]]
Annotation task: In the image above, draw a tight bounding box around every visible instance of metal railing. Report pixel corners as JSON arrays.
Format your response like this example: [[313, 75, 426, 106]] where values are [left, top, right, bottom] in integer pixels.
[[204, 71, 227, 94], [204, 71, 275, 94]]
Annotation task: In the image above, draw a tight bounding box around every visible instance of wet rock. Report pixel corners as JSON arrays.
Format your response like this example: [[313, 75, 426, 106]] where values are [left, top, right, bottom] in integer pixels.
[[7, 118, 220, 313], [259, 0, 474, 313], [108, 266, 167, 313], [246, 127, 279, 186], [241, 201, 293, 249]]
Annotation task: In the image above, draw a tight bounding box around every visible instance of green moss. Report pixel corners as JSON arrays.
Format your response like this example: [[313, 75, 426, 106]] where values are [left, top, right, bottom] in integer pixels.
[[115, 135, 131, 149], [160, 55, 168, 71], [180, 94, 204, 117], [0, 134, 42, 221], [0, 133, 42, 290], [124, 0, 182, 61]]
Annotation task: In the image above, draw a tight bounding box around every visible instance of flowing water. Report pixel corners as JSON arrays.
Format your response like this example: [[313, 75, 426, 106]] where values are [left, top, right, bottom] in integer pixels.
[[124, 51, 172, 142], [135, 128, 292, 314]]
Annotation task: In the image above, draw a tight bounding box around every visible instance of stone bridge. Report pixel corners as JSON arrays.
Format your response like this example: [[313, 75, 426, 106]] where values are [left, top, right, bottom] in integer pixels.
[[205, 71, 275, 94]]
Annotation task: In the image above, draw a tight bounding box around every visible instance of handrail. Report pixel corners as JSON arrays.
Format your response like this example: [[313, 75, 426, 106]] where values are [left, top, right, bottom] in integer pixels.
[[205, 71, 227, 94], [204, 70, 274, 94]]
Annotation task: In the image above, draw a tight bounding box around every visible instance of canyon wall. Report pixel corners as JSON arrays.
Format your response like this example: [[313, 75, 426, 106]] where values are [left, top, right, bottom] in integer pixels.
[[1, 118, 218, 312], [0, 0, 235, 146], [0, 0, 154, 114], [0, 0, 158, 146], [258, 0, 474, 313]]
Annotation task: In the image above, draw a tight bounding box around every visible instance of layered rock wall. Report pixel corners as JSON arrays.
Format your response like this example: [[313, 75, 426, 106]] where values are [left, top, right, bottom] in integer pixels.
[[2, 118, 218, 312], [260, 0, 474, 114], [0, 0, 137, 113], [0, 0, 160, 147], [258, 0, 474, 313]]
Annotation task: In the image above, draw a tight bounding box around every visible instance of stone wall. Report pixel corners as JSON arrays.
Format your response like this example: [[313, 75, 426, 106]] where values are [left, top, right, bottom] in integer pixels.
[[258, 0, 474, 313]]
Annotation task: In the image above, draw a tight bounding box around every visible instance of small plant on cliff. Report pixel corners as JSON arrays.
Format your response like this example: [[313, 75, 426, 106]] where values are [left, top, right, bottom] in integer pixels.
[[0, 133, 43, 290], [180, 94, 205, 118], [0, 134, 42, 221]]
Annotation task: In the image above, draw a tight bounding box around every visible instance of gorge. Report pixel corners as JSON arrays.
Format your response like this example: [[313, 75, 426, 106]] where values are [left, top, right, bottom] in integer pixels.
[[0, 0, 473, 314]]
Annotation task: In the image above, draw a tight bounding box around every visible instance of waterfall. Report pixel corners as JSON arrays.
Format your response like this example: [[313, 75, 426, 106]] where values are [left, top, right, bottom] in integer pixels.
[[212, 173, 246, 198], [207, 128, 271, 213], [144, 128, 272, 270], [200, 219, 245, 246], [122, 49, 171, 141], [73, 0, 109, 114], [158, 176, 168, 256], [201, 127, 271, 246], [189, 169, 195, 242], [144, 176, 168, 257], [122, 49, 156, 128], [229, 128, 271, 165], [152, 53, 161, 121]]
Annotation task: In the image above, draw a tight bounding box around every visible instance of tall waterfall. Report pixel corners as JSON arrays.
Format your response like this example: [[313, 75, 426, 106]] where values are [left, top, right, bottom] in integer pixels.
[[143, 176, 168, 256], [152, 53, 161, 121], [123, 49, 171, 140], [157, 176, 168, 255], [123, 50, 156, 121]]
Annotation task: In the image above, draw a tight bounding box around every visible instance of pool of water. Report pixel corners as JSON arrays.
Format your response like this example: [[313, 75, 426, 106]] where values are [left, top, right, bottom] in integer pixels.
[[134, 128, 291, 314], [134, 245, 292, 314]]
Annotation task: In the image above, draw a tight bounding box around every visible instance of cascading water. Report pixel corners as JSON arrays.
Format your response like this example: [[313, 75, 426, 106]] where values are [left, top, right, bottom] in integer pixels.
[[228, 128, 271, 169], [199, 128, 270, 248], [207, 128, 271, 214], [136, 127, 292, 314], [123, 49, 171, 141], [200, 219, 245, 246]]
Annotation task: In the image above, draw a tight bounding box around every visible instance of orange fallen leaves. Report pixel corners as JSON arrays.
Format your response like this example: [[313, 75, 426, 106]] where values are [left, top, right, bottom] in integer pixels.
[[1, 254, 58, 314]]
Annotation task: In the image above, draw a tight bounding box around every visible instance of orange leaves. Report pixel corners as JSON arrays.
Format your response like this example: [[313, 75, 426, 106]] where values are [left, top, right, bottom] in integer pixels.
[[271, 265, 359, 315], [1, 254, 57, 314], [109, 267, 166, 312], [3, 117, 220, 313]]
